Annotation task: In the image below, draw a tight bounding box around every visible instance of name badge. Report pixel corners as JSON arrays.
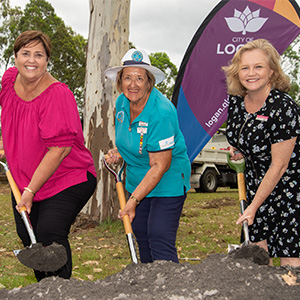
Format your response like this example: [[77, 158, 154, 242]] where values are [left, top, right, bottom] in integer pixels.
[[139, 121, 148, 127], [256, 115, 268, 122], [137, 127, 147, 134]]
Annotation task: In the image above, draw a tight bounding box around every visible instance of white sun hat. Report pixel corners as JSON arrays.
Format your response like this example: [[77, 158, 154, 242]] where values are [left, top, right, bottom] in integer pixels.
[[104, 49, 165, 84]]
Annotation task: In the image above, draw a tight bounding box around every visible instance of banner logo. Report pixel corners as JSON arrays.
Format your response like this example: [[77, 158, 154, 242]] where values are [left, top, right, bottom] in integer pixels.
[[225, 6, 268, 35]]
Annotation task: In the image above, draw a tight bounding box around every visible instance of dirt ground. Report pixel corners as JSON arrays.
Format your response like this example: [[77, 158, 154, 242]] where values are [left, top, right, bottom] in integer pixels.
[[1, 245, 300, 300]]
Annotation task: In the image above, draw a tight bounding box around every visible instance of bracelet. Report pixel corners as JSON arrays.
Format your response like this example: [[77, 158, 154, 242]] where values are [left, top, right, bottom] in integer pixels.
[[130, 195, 140, 205], [24, 187, 35, 196]]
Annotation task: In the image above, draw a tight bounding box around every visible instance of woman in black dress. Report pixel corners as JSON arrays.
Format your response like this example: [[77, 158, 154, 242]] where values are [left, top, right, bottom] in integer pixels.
[[223, 39, 300, 267]]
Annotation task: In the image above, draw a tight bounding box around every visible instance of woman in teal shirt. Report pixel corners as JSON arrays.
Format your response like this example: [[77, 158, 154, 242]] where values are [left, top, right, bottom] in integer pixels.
[[105, 49, 191, 263]]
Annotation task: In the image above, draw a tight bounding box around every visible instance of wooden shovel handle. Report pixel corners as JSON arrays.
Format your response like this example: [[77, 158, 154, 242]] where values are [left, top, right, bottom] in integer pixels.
[[5, 170, 26, 213], [116, 182, 133, 234], [0, 150, 27, 212], [237, 172, 247, 203]]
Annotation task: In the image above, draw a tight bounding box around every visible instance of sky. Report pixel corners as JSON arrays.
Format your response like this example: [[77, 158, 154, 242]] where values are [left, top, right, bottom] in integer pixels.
[[9, 0, 300, 68], [9, 0, 221, 68]]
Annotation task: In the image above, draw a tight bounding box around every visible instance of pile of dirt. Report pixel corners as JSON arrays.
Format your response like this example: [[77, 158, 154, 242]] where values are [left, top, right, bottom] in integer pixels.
[[1, 246, 300, 300]]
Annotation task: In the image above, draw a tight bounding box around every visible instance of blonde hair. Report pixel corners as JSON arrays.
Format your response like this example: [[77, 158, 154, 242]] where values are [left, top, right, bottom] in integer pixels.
[[222, 39, 290, 96], [115, 68, 156, 93]]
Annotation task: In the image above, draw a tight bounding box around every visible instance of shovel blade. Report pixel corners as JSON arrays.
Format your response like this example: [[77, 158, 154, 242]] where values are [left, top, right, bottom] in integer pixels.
[[13, 242, 68, 272], [13, 249, 21, 256], [228, 244, 241, 253]]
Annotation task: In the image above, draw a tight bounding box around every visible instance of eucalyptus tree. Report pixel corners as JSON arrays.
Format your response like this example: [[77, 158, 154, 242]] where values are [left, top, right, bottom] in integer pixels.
[[83, 0, 130, 222]]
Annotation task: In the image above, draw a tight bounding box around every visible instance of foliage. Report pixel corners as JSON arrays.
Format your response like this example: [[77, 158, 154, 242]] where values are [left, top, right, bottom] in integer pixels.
[[0, 184, 241, 289], [0, 0, 23, 70], [0, 0, 87, 114], [281, 35, 300, 106], [149, 52, 178, 100]]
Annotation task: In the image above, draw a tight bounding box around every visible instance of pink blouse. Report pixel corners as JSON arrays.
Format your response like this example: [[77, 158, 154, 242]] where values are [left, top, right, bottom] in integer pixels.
[[0, 67, 97, 201]]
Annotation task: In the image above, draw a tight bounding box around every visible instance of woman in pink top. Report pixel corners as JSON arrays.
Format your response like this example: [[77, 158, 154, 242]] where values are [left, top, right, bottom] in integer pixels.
[[0, 31, 97, 281]]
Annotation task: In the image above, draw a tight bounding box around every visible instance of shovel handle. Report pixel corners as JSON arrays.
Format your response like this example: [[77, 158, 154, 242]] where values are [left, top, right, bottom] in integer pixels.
[[116, 182, 133, 234], [5, 170, 26, 213], [237, 172, 247, 204]]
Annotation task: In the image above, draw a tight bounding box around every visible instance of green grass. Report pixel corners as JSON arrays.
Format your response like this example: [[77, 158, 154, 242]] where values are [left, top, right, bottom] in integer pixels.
[[0, 183, 241, 289]]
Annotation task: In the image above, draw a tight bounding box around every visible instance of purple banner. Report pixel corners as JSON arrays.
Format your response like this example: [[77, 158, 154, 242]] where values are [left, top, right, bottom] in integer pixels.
[[172, 0, 300, 161]]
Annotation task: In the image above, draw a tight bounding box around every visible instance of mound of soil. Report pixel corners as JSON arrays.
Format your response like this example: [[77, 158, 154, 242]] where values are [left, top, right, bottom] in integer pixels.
[[1, 246, 300, 300]]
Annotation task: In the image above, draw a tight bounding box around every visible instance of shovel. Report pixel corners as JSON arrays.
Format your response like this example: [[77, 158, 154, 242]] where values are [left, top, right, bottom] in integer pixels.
[[0, 160, 67, 272], [102, 155, 138, 264], [226, 152, 250, 253]]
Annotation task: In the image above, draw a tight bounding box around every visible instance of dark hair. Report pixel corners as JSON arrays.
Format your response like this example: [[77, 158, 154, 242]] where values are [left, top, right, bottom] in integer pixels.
[[14, 30, 51, 60], [116, 68, 156, 93]]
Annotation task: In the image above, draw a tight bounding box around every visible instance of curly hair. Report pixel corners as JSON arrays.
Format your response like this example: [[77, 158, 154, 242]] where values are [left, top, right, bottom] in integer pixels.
[[222, 39, 290, 96]]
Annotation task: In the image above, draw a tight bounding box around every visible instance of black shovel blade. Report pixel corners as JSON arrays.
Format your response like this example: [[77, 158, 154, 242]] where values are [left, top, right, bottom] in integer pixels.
[[16, 242, 67, 272], [229, 244, 269, 265]]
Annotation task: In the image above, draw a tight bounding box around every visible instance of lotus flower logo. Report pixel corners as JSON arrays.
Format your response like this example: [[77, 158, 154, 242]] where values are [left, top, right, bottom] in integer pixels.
[[225, 6, 268, 35]]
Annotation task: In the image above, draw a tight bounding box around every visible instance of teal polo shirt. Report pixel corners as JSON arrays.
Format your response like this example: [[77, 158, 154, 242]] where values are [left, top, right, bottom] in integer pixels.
[[115, 88, 191, 197]]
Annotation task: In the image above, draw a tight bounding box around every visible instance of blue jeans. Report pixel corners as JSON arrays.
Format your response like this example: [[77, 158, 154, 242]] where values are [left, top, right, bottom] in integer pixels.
[[132, 193, 186, 263]]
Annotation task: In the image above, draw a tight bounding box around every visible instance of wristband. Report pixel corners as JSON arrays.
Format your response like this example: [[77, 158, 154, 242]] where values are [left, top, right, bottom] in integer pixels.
[[24, 187, 35, 196], [130, 195, 140, 205]]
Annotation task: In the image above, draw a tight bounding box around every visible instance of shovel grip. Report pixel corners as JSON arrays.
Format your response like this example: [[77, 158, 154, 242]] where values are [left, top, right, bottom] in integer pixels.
[[5, 170, 26, 213], [237, 173, 247, 203], [116, 182, 133, 234]]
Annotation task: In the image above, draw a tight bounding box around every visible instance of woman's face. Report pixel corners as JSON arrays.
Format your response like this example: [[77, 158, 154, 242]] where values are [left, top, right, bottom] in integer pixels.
[[121, 67, 151, 104], [14, 41, 48, 83], [238, 49, 274, 94]]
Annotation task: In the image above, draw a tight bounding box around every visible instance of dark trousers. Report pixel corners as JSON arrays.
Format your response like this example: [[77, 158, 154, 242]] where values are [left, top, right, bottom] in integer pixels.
[[132, 193, 186, 263], [12, 172, 96, 281]]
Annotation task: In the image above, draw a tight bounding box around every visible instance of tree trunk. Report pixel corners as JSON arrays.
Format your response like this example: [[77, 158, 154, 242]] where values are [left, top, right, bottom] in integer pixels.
[[83, 0, 130, 222]]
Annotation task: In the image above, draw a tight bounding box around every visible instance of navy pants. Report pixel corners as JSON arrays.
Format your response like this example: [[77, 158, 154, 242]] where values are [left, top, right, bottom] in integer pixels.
[[12, 172, 96, 281], [132, 193, 186, 263]]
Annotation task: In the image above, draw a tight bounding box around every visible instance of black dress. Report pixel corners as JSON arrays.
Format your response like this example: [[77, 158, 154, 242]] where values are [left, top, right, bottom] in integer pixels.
[[226, 89, 300, 257]]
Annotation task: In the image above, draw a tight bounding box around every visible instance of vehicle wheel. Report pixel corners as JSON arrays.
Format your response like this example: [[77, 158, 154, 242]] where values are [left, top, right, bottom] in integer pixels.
[[200, 169, 217, 192]]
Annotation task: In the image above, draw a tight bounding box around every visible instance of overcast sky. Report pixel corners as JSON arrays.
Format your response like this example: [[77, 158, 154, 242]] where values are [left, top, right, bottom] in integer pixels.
[[9, 0, 300, 68], [9, 0, 226, 68]]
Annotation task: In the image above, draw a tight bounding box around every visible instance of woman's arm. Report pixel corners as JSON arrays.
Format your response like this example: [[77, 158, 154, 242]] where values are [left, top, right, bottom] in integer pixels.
[[0, 140, 4, 159], [119, 149, 172, 222], [16, 146, 71, 214], [236, 137, 297, 225]]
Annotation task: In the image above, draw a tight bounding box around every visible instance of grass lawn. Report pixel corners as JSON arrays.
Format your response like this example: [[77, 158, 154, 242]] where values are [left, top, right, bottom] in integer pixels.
[[0, 183, 240, 289]]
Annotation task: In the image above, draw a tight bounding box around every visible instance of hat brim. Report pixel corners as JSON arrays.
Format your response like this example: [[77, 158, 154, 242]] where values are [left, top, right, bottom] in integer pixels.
[[104, 64, 165, 84]]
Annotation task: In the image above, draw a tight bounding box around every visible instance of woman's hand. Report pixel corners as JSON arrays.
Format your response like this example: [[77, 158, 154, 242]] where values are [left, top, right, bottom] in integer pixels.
[[119, 197, 138, 223], [229, 146, 244, 161], [16, 189, 34, 214], [106, 148, 122, 164], [236, 204, 257, 226]]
